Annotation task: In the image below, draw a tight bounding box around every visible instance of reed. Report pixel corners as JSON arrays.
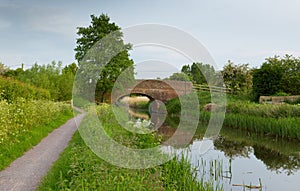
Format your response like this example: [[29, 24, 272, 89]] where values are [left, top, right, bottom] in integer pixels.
[[223, 113, 300, 140]]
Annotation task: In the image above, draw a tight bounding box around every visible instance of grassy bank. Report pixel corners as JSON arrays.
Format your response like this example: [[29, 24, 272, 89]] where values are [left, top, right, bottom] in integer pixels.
[[0, 99, 73, 170], [38, 104, 218, 191], [166, 91, 300, 140], [118, 96, 150, 109]]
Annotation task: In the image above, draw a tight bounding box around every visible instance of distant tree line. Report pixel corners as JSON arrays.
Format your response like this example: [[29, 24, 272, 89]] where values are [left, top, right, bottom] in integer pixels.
[[0, 13, 135, 103], [166, 54, 300, 101], [1, 12, 299, 103], [0, 61, 77, 101]]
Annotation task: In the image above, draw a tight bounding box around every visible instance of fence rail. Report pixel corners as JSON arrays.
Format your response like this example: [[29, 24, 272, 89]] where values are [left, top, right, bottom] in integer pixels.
[[193, 84, 231, 93]]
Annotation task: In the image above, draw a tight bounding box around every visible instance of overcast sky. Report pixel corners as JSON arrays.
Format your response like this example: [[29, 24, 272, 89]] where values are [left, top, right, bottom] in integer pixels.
[[1, 0, 300, 78]]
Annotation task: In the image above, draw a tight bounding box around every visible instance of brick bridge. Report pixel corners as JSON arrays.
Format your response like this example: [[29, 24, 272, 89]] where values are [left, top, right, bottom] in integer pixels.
[[112, 80, 193, 103]]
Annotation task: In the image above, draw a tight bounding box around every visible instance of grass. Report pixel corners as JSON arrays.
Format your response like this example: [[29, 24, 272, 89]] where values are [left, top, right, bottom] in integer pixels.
[[118, 96, 150, 109], [0, 99, 73, 170], [226, 101, 300, 118], [38, 104, 218, 191], [166, 91, 300, 140], [223, 113, 300, 140]]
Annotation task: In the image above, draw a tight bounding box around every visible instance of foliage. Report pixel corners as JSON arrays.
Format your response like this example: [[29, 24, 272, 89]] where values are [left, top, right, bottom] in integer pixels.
[[166, 92, 211, 114], [74, 14, 135, 103], [221, 61, 252, 95], [38, 105, 215, 191], [165, 72, 190, 81], [181, 62, 216, 84], [0, 62, 10, 75], [252, 55, 300, 101], [15, 61, 76, 101], [0, 76, 50, 102], [226, 101, 300, 118], [75, 14, 120, 62], [0, 98, 72, 169], [223, 113, 300, 140], [0, 98, 71, 145], [166, 92, 300, 140]]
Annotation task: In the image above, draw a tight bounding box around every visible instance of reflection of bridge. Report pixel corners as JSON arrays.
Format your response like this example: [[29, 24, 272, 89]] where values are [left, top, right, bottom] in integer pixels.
[[113, 80, 193, 103]]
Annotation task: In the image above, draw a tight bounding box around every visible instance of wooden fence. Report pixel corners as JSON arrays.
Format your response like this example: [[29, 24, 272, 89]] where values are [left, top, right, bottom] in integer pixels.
[[193, 84, 231, 93]]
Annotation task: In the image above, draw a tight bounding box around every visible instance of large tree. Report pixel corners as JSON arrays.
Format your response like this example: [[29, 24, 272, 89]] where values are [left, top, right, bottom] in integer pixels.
[[221, 61, 252, 95], [74, 14, 134, 102], [181, 62, 215, 84], [252, 55, 300, 100]]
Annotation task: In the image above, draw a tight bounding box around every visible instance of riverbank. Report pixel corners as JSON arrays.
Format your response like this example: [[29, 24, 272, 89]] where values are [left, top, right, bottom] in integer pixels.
[[38, 104, 220, 191], [166, 92, 300, 140]]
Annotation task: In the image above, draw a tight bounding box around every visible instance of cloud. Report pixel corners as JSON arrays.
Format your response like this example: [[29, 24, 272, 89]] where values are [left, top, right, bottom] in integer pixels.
[[0, 19, 11, 30], [23, 5, 78, 38]]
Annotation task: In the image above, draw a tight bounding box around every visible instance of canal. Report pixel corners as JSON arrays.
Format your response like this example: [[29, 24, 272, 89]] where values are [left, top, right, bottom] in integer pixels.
[[126, 107, 300, 191]]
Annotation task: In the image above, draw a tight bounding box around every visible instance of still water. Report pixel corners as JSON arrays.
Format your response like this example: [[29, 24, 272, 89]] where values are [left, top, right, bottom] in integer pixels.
[[127, 108, 300, 191]]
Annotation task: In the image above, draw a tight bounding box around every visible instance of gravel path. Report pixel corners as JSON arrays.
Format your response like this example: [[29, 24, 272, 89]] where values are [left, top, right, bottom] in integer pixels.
[[0, 111, 85, 191]]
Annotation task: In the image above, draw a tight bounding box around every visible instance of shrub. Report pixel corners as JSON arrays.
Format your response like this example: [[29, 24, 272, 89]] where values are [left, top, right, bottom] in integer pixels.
[[0, 98, 71, 145], [0, 76, 50, 102]]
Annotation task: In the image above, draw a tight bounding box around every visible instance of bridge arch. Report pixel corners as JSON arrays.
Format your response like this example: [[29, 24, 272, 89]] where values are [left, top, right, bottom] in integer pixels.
[[112, 80, 193, 104]]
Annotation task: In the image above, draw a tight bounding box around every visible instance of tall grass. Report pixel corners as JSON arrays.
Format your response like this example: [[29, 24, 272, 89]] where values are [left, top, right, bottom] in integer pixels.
[[118, 96, 150, 109], [227, 101, 300, 118], [224, 113, 300, 140], [166, 91, 300, 140], [0, 98, 73, 169], [38, 105, 218, 191], [0, 98, 71, 144]]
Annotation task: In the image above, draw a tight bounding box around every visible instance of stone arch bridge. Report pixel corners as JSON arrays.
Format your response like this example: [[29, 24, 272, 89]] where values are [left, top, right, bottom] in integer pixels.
[[113, 80, 193, 103]]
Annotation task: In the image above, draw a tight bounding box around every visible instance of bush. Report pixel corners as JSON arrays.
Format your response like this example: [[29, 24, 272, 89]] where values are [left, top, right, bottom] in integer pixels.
[[0, 98, 71, 145], [0, 76, 50, 102]]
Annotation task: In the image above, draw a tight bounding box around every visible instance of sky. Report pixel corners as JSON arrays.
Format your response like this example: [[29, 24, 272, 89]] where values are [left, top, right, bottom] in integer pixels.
[[1, 0, 300, 78]]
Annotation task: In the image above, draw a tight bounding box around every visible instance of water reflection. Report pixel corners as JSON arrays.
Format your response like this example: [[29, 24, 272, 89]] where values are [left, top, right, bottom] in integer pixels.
[[125, 108, 300, 190]]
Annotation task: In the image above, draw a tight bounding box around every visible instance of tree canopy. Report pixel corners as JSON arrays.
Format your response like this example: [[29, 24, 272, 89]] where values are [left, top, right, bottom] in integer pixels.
[[165, 72, 190, 81], [252, 55, 300, 100], [13, 61, 77, 101], [180, 62, 216, 84], [221, 61, 252, 95], [74, 14, 134, 103]]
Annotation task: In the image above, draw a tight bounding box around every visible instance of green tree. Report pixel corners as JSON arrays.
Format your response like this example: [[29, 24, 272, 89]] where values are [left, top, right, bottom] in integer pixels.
[[58, 63, 78, 101], [166, 72, 190, 81], [62, 63, 77, 76], [75, 14, 120, 62], [74, 14, 134, 102], [181, 65, 192, 79], [181, 62, 215, 84], [17, 61, 62, 100], [252, 55, 300, 100], [4, 68, 24, 77], [16, 61, 75, 101], [221, 61, 252, 95], [0, 63, 9, 76]]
